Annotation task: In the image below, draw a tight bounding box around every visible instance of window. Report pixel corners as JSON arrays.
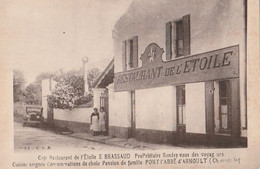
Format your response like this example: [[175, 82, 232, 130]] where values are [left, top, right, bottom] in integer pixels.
[[122, 36, 138, 70], [166, 15, 190, 60], [176, 20, 184, 57], [176, 86, 186, 125], [218, 80, 232, 134], [129, 39, 134, 68]]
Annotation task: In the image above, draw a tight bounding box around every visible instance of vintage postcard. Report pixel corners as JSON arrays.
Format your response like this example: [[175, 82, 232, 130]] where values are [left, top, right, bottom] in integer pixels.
[[0, 0, 259, 168]]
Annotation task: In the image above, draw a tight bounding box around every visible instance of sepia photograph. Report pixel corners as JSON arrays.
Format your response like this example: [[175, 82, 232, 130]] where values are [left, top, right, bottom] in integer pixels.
[[14, 0, 247, 151], [2, 0, 260, 168]]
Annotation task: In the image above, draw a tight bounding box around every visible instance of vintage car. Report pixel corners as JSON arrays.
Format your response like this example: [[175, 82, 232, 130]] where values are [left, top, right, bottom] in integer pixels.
[[23, 106, 44, 127]]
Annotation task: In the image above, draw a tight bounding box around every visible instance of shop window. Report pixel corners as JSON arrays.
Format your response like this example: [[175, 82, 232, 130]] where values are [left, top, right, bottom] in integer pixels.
[[166, 15, 190, 60], [176, 86, 186, 125], [122, 36, 138, 70], [218, 80, 232, 134]]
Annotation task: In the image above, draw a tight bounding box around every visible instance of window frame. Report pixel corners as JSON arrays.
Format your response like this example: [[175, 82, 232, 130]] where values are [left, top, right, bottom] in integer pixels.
[[218, 80, 232, 135], [166, 14, 190, 61], [176, 85, 186, 125], [122, 36, 138, 70], [175, 19, 185, 58], [129, 39, 134, 68]]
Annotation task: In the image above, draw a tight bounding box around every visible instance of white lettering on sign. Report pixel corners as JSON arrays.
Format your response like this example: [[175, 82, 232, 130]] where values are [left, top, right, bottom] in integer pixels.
[[114, 44, 239, 91]]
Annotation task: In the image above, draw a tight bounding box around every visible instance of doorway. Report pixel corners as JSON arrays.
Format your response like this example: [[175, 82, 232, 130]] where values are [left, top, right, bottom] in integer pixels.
[[218, 80, 232, 134], [100, 90, 109, 135], [176, 85, 186, 143], [130, 91, 136, 137], [205, 79, 240, 145]]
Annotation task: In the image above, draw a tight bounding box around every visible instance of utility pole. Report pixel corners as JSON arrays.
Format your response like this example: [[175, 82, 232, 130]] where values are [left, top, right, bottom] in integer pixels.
[[82, 57, 89, 94]]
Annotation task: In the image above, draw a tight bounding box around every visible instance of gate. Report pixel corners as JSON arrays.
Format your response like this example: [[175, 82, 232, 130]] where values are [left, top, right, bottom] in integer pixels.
[[100, 89, 109, 135]]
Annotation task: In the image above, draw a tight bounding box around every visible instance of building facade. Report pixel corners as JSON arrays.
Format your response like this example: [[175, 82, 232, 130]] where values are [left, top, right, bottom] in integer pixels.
[[108, 0, 247, 147]]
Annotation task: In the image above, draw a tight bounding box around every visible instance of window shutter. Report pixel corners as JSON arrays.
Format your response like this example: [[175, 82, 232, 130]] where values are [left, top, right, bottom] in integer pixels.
[[122, 41, 127, 71], [126, 40, 130, 69], [172, 22, 177, 58], [183, 14, 190, 56], [166, 22, 172, 60], [132, 36, 138, 68]]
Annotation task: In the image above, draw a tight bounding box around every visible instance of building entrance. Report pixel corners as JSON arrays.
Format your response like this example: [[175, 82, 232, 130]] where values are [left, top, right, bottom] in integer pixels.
[[100, 89, 109, 135], [176, 85, 186, 143], [205, 79, 240, 146], [130, 91, 136, 137]]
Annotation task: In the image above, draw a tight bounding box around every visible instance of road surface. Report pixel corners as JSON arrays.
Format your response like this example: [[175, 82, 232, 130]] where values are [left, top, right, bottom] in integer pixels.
[[14, 122, 124, 152]]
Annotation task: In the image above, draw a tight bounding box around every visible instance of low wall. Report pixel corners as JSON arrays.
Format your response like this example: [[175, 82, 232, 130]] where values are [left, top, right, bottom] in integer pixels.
[[53, 107, 93, 133]]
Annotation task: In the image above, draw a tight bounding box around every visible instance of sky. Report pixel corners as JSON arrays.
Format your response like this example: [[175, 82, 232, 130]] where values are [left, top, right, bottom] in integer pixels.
[[1, 0, 132, 85]]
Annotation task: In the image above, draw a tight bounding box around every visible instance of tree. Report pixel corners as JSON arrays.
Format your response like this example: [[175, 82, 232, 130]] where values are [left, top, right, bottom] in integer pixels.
[[87, 67, 102, 91], [48, 69, 85, 109], [47, 68, 101, 109], [35, 72, 55, 83], [22, 72, 55, 105], [13, 69, 26, 102], [24, 82, 42, 105]]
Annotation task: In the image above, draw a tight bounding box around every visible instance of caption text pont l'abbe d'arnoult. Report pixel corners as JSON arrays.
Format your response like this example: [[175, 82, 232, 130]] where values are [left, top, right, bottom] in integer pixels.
[[11, 152, 240, 168]]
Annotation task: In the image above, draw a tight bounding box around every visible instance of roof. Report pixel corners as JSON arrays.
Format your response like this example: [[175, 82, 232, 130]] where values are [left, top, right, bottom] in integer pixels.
[[92, 59, 114, 88]]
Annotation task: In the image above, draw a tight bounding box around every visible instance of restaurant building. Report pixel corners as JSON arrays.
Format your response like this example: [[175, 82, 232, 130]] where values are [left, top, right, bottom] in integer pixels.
[[106, 0, 247, 147]]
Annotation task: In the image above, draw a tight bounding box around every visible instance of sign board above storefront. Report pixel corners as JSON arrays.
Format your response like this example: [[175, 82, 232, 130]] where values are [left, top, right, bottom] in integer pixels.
[[114, 43, 239, 92]]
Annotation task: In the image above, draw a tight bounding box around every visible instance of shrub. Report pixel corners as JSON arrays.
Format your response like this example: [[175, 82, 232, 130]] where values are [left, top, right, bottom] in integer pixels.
[[47, 68, 99, 109]]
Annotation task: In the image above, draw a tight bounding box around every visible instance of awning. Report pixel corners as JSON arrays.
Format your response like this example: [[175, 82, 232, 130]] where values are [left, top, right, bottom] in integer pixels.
[[92, 59, 114, 88]]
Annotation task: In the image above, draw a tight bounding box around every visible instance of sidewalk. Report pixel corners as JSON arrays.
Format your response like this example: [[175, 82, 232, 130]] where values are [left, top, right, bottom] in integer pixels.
[[67, 132, 185, 150]]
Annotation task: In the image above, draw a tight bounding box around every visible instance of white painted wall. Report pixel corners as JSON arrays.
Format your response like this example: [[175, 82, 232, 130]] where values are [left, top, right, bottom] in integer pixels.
[[42, 79, 49, 119], [112, 0, 246, 136], [113, 0, 246, 136], [42, 78, 56, 120], [135, 86, 176, 131], [41, 77, 96, 124], [108, 83, 131, 127], [185, 82, 206, 134], [42, 98, 48, 121], [113, 0, 245, 73], [54, 108, 93, 123]]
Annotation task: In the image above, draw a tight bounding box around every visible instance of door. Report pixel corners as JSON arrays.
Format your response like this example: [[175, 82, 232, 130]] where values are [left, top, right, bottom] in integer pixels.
[[215, 80, 240, 137], [100, 90, 109, 135], [176, 86, 186, 143], [206, 79, 240, 146], [130, 91, 136, 137], [205, 81, 215, 145], [218, 80, 232, 134]]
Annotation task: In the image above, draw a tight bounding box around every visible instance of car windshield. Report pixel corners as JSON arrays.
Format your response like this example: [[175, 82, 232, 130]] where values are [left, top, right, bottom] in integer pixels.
[[27, 111, 41, 114], [26, 107, 42, 114]]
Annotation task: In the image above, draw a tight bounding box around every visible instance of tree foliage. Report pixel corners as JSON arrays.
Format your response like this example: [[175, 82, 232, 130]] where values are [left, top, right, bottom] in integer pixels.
[[13, 69, 26, 102], [24, 82, 42, 105], [22, 72, 54, 105], [35, 72, 55, 83], [48, 68, 101, 109], [87, 67, 102, 88]]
